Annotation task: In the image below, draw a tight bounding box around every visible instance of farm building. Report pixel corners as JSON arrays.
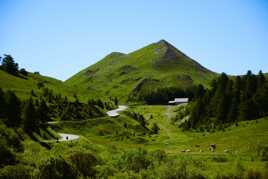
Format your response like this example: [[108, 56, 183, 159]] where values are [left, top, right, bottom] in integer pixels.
[[168, 98, 189, 105]]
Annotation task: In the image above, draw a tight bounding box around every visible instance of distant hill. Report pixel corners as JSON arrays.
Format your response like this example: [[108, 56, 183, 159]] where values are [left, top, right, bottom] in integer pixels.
[[65, 40, 217, 101], [0, 70, 76, 100]]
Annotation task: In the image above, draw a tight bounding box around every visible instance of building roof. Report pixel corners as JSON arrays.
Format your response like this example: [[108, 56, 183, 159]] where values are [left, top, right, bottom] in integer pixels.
[[168, 98, 189, 104]]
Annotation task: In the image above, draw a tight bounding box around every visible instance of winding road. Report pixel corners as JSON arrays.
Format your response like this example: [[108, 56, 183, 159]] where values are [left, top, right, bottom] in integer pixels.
[[48, 105, 128, 142], [106, 105, 128, 117], [58, 133, 80, 141]]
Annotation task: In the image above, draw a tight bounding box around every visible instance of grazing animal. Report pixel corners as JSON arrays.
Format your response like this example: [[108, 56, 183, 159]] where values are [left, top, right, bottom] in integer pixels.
[[181, 150, 186, 153], [195, 144, 200, 148], [186, 149, 191, 153], [209, 144, 216, 152], [199, 149, 203, 153]]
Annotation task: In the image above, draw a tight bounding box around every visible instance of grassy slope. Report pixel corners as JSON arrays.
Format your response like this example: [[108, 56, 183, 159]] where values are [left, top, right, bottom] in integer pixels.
[[0, 70, 76, 100], [22, 105, 267, 178], [132, 105, 268, 154], [65, 40, 217, 101]]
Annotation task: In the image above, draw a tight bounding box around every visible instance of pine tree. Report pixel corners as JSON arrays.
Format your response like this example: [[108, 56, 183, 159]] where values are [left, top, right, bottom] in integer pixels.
[[210, 73, 229, 118], [239, 91, 255, 121], [1, 55, 19, 75], [253, 82, 268, 117], [244, 70, 257, 98], [23, 98, 38, 133], [194, 84, 205, 98], [0, 88, 6, 118], [216, 95, 229, 124], [257, 70, 266, 88], [97, 99, 104, 109], [37, 98, 50, 123], [5, 91, 21, 127], [189, 99, 204, 129], [114, 97, 118, 106], [227, 97, 239, 122], [151, 123, 160, 134]]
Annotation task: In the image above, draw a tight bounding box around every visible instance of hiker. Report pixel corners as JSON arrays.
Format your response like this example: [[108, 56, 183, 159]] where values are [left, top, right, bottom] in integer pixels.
[[209, 144, 216, 152]]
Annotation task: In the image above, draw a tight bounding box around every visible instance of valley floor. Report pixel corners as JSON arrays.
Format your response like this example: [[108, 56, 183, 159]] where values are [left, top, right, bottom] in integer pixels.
[[20, 105, 268, 178]]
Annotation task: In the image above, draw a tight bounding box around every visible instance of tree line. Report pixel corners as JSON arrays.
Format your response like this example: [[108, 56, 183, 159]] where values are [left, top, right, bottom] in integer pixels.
[[0, 54, 28, 76], [181, 71, 268, 130], [142, 87, 193, 104], [0, 86, 114, 135]]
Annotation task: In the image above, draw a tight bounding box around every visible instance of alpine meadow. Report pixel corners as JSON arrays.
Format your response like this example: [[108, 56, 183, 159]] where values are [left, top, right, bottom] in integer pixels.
[[1, 1, 268, 179]]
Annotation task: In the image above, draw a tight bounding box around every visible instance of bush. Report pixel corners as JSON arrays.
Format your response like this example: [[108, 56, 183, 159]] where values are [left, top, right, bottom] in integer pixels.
[[151, 123, 160, 134], [257, 144, 268, 161], [151, 150, 167, 163], [211, 155, 228, 163], [162, 162, 187, 179], [19, 68, 28, 76], [0, 141, 16, 166], [0, 123, 24, 152], [68, 151, 98, 177], [96, 165, 117, 178], [118, 149, 151, 172], [246, 169, 262, 179], [0, 164, 33, 179], [39, 157, 78, 179]]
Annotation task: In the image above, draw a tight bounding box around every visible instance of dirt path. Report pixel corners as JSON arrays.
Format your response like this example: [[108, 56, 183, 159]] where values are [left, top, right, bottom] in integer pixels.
[[106, 105, 128, 117], [46, 105, 128, 142], [58, 133, 80, 141], [165, 105, 174, 121], [161, 105, 179, 138]]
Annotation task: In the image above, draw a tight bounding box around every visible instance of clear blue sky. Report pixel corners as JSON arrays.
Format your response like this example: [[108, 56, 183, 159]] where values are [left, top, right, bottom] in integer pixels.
[[1, 0, 268, 80]]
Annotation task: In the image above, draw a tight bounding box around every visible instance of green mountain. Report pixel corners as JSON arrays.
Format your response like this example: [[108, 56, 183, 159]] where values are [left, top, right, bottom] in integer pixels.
[[65, 40, 216, 101]]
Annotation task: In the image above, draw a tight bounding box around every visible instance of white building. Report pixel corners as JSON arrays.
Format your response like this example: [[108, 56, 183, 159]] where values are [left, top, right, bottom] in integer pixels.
[[168, 98, 189, 105]]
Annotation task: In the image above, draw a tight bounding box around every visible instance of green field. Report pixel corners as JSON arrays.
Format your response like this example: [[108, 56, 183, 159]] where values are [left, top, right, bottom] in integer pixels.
[[16, 105, 268, 178]]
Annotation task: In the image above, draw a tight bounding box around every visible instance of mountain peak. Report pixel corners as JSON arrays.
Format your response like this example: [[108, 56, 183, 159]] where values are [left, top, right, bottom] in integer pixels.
[[155, 39, 188, 60], [66, 40, 216, 100], [156, 39, 172, 46]]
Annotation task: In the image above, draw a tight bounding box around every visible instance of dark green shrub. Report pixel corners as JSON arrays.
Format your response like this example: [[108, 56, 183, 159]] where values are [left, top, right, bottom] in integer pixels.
[[151, 123, 160, 134], [0, 164, 33, 179], [158, 159, 206, 179], [95, 165, 117, 178], [216, 173, 242, 179], [160, 161, 188, 179], [0, 142, 16, 166], [0, 123, 24, 152], [211, 155, 228, 163], [68, 151, 98, 177], [118, 149, 151, 172], [257, 144, 268, 161], [151, 150, 167, 162], [246, 169, 262, 179], [39, 157, 78, 179], [19, 68, 28, 76]]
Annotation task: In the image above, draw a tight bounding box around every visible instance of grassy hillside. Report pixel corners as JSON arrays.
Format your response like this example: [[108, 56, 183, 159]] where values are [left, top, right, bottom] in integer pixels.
[[65, 40, 217, 101], [0, 70, 76, 100], [63, 105, 268, 177], [11, 105, 267, 178]]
